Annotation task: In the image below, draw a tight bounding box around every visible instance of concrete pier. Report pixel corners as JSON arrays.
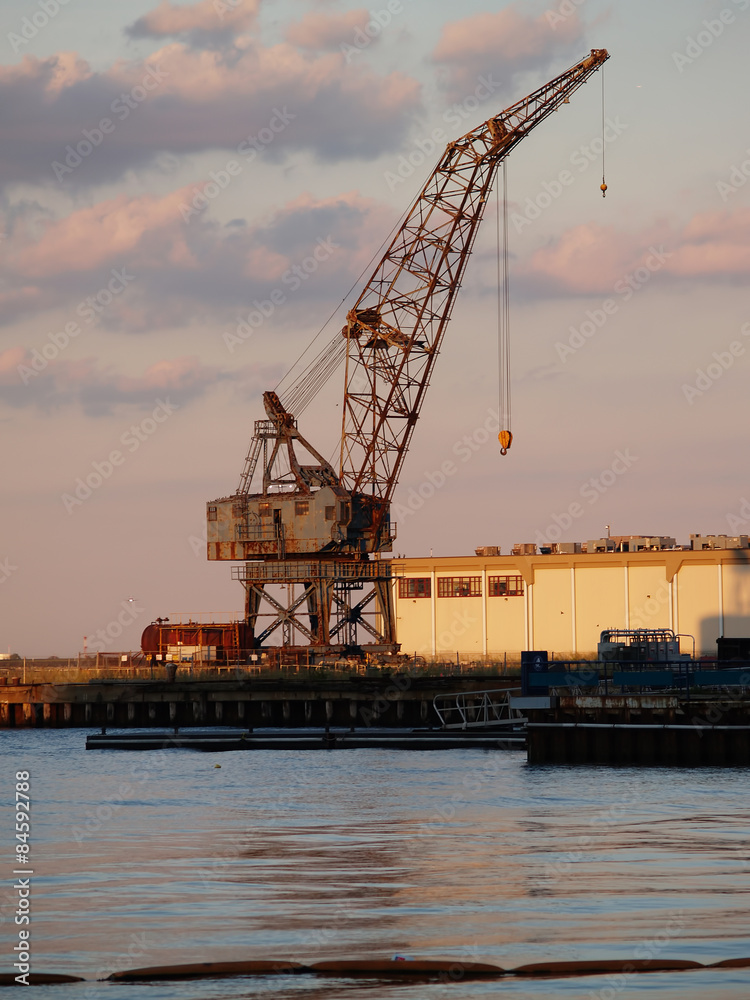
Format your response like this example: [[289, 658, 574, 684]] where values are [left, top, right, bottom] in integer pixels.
[[527, 694, 750, 765], [0, 675, 515, 731]]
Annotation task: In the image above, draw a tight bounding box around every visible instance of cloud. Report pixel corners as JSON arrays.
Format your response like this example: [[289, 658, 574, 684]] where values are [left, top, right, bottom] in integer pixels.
[[670, 208, 750, 278], [12, 189, 194, 279], [125, 0, 260, 47], [432, 4, 587, 101], [0, 40, 421, 190], [285, 9, 371, 51], [519, 222, 640, 295], [1, 186, 394, 331], [0, 351, 270, 417], [516, 208, 750, 297]]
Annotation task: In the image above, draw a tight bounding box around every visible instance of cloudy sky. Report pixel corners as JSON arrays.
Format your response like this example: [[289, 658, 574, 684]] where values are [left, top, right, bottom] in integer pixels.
[[1, 0, 748, 656]]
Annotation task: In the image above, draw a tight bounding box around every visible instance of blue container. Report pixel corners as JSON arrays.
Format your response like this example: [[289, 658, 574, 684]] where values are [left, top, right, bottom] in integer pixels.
[[521, 651, 549, 695]]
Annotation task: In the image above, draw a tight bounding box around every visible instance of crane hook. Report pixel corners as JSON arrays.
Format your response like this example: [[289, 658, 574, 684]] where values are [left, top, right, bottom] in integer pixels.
[[498, 430, 512, 456], [601, 181, 607, 198]]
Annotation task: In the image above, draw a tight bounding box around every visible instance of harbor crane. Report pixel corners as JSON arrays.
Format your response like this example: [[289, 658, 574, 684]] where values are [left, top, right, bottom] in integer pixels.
[[146, 49, 610, 663]]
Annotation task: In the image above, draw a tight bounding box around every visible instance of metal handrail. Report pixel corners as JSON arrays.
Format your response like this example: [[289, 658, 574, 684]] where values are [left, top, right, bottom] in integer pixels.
[[232, 561, 394, 583], [433, 688, 525, 729]]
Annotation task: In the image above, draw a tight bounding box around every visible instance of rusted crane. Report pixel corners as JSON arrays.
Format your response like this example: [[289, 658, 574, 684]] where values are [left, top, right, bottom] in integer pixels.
[[203, 49, 610, 658]]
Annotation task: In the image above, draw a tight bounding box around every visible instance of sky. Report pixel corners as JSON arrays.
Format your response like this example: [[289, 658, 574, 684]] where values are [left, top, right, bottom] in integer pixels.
[[1, 0, 749, 656]]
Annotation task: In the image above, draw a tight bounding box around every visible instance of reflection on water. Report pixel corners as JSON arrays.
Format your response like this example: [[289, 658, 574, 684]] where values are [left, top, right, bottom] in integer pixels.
[[1, 730, 749, 998]]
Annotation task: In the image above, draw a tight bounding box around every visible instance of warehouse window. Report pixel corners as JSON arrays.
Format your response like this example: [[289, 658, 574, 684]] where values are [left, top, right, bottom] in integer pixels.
[[489, 575, 524, 597], [325, 505, 335, 520], [208, 506, 217, 521], [398, 578, 431, 599], [438, 577, 481, 598], [295, 501, 309, 516]]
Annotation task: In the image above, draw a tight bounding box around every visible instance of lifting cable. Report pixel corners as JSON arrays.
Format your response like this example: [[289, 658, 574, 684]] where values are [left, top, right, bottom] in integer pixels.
[[274, 177, 426, 418], [497, 160, 512, 455], [600, 64, 607, 197]]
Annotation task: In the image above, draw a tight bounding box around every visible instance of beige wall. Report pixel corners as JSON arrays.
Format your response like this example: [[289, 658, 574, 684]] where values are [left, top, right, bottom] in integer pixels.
[[674, 563, 719, 653], [532, 568, 573, 654], [723, 563, 750, 635], [486, 587, 526, 654], [392, 551, 750, 657], [573, 566, 625, 651]]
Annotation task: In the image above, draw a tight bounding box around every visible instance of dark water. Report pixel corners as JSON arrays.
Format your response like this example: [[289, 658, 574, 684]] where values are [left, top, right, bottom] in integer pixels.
[[1, 729, 749, 998]]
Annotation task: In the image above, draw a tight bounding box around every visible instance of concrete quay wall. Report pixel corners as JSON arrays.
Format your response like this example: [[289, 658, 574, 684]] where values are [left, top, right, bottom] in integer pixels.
[[527, 694, 750, 765], [0, 676, 515, 730]]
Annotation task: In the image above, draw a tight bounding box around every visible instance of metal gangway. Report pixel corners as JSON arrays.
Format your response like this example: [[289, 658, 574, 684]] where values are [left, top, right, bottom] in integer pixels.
[[433, 688, 526, 730]]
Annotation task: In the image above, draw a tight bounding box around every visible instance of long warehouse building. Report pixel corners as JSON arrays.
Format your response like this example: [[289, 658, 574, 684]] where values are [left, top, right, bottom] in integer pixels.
[[391, 535, 750, 658]]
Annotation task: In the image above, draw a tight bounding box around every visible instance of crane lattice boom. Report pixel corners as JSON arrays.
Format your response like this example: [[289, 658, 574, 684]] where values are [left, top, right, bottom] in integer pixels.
[[339, 48, 609, 502]]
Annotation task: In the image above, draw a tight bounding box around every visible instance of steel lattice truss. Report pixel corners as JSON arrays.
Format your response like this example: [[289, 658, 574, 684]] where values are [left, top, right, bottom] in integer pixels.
[[339, 49, 609, 502]]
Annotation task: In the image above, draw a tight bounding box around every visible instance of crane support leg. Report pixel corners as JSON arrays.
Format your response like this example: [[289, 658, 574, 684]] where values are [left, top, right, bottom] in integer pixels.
[[232, 558, 398, 655]]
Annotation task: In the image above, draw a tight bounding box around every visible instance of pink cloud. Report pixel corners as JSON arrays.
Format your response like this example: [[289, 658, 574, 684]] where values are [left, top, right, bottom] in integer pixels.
[[0, 286, 43, 315], [432, 4, 586, 100], [518, 208, 750, 296], [0, 51, 91, 91], [1, 185, 394, 331], [0, 346, 27, 384], [126, 0, 260, 40], [285, 9, 371, 51], [0, 350, 243, 415], [0, 43, 421, 187], [520, 223, 653, 294], [13, 188, 197, 278], [670, 208, 750, 277]]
